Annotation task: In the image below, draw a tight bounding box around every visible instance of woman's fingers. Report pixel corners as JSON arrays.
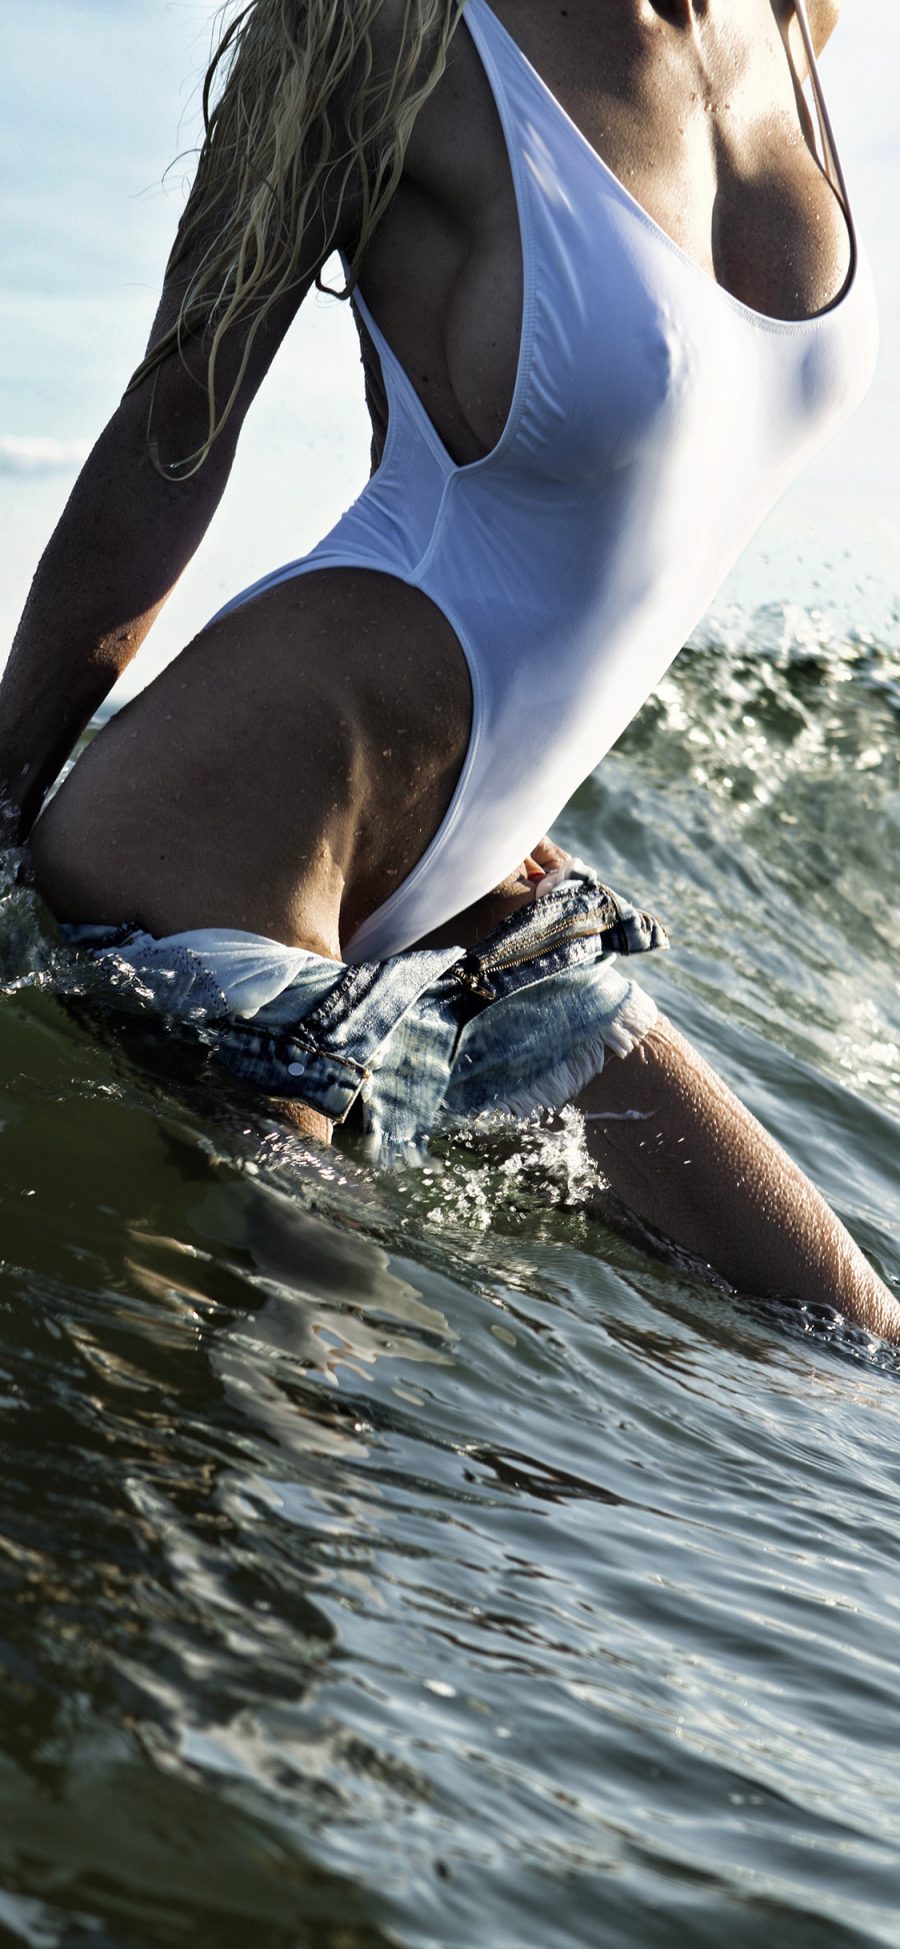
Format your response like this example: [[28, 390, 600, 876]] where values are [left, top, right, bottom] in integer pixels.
[[528, 835, 571, 874]]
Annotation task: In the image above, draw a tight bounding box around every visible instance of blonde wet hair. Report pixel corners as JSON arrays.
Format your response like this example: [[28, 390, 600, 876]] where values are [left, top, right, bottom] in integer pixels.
[[127, 0, 463, 474]]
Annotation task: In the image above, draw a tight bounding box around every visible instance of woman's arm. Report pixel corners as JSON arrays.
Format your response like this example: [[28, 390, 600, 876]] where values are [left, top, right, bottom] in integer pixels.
[[0, 245, 322, 843], [0, 0, 372, 843], [0, 0, 451, 841]]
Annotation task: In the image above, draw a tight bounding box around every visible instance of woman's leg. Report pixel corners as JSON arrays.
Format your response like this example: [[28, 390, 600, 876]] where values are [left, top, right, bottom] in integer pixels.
[[278, 1100, 333, 1145], [577, 1015, 900, 1339]]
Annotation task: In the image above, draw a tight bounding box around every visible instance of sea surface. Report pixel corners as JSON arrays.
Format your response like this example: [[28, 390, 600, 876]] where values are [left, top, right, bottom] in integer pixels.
[[2, 3, 900, 1946], [1, 609, 899, 1948]]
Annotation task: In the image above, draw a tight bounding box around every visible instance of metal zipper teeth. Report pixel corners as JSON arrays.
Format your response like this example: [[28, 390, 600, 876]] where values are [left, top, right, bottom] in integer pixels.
[[457, 918, 611, 996]]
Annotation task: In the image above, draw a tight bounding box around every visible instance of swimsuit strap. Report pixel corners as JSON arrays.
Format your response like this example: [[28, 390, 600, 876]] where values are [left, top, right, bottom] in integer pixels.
[[791, 0, 853, 228]]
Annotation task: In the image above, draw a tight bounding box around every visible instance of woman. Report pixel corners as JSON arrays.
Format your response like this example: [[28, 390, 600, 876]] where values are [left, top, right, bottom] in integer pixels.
[[2, 0, 896, 1333]]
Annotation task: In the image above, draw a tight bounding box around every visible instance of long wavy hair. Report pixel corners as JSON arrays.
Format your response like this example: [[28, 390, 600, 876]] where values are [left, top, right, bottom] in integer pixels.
[[127, 0, 463, 474]]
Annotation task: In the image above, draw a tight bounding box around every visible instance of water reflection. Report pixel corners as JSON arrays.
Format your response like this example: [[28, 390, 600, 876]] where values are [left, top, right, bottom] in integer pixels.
[[0, 614, 899, 1943]]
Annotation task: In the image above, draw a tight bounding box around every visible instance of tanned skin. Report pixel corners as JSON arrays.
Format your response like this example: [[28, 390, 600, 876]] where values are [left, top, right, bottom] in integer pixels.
[[16, 0, 848, 957], [6, 0, 896, 1332]]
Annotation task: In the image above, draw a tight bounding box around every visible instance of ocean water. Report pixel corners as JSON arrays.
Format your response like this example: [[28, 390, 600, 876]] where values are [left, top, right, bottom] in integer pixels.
[[2, 5, 900, 1947]]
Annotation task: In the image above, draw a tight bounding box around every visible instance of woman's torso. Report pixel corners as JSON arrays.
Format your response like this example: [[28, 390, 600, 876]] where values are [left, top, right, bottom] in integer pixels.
[[29, 0, 872, 956], [362, 0, 854, 468]]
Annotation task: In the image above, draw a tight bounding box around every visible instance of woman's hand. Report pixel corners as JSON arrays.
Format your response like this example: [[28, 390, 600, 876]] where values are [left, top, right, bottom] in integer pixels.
[[524, 835, 573, 885]]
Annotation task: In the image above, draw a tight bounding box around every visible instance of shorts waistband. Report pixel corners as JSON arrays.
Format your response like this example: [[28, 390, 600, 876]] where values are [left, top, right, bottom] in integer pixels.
[[63, 867, 669, 1130]]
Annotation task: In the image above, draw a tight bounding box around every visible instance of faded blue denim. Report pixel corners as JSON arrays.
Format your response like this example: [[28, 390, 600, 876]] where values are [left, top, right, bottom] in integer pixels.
[[68, 868, 668, 1159]]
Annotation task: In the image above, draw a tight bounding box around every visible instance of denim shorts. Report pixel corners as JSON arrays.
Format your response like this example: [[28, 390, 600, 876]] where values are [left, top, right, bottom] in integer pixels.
[[68, 864, 668, 1160]]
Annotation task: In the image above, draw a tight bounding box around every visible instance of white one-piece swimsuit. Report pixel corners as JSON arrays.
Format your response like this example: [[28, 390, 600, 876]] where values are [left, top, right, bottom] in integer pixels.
[[215, 0, 879, 961]]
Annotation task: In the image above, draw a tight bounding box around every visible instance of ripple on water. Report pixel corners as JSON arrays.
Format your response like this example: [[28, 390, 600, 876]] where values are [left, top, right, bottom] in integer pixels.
[[0, 606, 898, 1945]]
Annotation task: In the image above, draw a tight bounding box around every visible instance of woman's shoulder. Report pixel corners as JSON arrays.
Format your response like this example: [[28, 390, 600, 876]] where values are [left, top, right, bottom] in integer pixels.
[[367, 0, 462, 83], [771, 0, 841, 57]]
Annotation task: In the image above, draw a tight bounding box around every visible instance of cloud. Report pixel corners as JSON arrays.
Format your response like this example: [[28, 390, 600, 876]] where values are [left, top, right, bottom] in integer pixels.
[[0, 435, 90, 476]]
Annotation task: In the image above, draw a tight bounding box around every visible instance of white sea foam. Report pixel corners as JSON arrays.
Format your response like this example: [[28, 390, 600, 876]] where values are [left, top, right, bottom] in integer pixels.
[[0, 435, 90, 476]]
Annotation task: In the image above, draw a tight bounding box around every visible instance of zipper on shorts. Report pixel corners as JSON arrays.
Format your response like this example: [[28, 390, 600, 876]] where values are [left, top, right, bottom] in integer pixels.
[[455, 916, 610, 1000]]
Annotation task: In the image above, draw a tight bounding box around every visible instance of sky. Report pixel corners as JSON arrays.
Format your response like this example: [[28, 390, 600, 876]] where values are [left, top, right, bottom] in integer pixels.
[[2, 0, 898, 710]]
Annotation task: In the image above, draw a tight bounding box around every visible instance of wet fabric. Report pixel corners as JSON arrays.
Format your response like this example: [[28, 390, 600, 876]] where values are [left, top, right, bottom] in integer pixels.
[[68, 868, 669, 1161], [212, 0, 878, 963]]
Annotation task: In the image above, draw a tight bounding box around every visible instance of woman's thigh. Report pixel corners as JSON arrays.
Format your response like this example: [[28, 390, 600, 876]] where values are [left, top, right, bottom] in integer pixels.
[[578, 1014, 900, 1336]]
